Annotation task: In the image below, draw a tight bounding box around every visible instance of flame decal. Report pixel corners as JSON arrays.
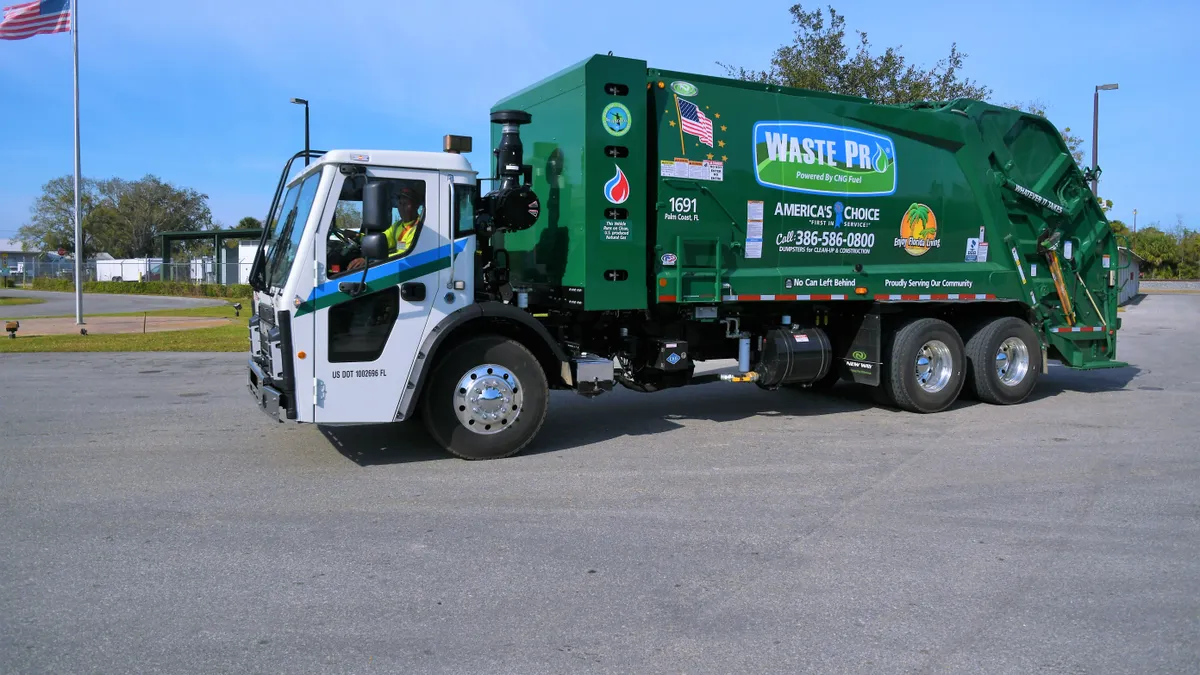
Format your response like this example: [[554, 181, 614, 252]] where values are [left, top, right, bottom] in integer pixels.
[[604, 165, 630, 204], [872, 143, 888, 173]]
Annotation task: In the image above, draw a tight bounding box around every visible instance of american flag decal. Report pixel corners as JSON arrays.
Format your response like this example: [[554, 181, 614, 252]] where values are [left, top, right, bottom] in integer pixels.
[[678, 98, 714, 147]]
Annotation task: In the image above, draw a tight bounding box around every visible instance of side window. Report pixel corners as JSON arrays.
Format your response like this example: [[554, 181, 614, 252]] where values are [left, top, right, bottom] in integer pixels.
[[453, 183, 476, 237], [326, 176, 428, 278]]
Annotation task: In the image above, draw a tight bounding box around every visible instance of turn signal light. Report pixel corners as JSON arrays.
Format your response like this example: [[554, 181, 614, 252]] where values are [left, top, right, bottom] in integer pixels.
[[297, 351, 307, 360], [855, 287, 868, 295]]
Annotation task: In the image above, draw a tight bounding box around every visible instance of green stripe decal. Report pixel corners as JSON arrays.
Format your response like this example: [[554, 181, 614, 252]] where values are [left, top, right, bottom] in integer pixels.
[[296, 256, 452, 317]]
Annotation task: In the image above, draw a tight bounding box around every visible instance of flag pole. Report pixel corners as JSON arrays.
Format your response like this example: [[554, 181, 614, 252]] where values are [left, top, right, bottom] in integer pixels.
[[72, 0, 83, 325], [674, 93, 686, 156]]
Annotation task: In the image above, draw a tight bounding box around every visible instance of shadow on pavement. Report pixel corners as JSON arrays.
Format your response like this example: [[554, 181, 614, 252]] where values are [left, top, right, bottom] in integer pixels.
[[1026, 362, 1142, 401], [317, 380, 879, 466], [317, 358, 1141, 466]]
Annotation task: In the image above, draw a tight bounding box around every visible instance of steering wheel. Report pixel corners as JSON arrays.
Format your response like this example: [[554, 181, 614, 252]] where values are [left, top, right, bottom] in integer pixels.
[[329, 225, 360, 247]]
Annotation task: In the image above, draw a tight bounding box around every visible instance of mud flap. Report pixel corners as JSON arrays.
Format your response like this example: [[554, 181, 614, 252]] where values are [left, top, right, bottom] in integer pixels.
[[845, 311, 882, 386]]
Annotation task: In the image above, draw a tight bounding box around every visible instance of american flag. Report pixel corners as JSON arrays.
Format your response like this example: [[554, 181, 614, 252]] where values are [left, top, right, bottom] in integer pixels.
[[1, 0, 70, 41], [678, 98, 713, 147]]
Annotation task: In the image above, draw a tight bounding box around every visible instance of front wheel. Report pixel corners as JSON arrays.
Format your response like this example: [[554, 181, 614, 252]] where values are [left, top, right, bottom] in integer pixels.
[[420, 335, 549, 460], [964, 317, 1041, 405]]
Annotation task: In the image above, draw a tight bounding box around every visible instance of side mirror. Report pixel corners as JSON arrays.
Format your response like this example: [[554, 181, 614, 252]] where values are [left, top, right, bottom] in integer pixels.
[[361, 232, 389, 261], [362, 181, 391, 232]]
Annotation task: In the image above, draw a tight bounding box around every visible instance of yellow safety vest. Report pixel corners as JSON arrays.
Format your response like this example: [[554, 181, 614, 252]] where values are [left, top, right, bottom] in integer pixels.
[[384, 218, 419, 256]]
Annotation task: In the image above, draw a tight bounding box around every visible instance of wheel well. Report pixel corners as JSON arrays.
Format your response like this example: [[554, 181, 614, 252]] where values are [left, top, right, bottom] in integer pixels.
[[875, 302, 1031, 340], [431, 316, 567, 389]]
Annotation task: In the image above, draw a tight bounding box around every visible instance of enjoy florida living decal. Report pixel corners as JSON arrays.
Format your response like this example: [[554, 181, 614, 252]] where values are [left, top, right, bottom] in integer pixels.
[[753, 122, 897, 196]]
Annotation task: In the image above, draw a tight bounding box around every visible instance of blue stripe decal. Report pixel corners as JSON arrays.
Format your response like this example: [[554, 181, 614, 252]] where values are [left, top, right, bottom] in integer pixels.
[[308, 238, 469, 302]]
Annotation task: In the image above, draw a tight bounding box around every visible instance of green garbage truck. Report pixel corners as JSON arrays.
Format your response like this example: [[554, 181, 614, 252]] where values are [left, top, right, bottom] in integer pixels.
[[245, 54, 1125, 460]]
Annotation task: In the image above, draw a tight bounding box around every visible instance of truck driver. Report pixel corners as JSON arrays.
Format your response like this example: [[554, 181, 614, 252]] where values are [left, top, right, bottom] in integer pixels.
[[346, 184, 424, 271]]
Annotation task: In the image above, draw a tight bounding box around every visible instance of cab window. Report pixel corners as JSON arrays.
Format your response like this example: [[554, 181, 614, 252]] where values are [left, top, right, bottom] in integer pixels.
[[326, 175, 428, 278]]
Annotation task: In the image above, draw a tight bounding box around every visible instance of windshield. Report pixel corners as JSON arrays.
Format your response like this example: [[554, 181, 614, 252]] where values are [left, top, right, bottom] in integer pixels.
[[265, 170, 322, 289]]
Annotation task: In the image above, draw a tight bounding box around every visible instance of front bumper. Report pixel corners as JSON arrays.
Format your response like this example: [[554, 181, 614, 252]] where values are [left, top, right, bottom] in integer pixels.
[[248, 357, 285, 422]]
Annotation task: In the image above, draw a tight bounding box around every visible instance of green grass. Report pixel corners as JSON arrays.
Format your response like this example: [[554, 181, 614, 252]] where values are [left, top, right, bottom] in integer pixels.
[[0, 296, 45, 306], [1, 297, 253, 353], [0, 322, 247, 353]]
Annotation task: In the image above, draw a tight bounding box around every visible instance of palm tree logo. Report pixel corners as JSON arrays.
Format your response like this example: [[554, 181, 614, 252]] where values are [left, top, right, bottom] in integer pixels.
[[900, 203, 938, 256]]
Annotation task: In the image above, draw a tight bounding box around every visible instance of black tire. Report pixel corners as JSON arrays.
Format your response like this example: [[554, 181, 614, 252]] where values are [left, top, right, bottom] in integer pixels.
[[963, 316, 1041, 405], [420, 335, 549, 460], [880, 318, 966, 413]]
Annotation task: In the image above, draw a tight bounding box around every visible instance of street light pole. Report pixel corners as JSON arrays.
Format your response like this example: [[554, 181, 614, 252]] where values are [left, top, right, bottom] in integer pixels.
[[1091, 83, 1118, 195], [290, 98, 310, 166]]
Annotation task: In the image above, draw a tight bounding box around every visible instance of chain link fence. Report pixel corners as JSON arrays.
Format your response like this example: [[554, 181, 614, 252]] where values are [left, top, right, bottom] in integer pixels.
[[93, 261, 253, 285], [0, 259, 254, 288], [0, 260, 94, 288]]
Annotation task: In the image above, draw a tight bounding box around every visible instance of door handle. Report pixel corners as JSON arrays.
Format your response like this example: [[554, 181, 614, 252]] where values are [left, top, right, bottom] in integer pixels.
[[400, 282, 426, 301], [338, 281, 366, 296]]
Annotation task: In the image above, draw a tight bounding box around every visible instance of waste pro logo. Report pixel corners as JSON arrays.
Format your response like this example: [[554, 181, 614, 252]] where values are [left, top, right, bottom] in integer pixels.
[[894, 203, 940, 256], [604, 165, 630, 204], [753, 122, 897, 196]]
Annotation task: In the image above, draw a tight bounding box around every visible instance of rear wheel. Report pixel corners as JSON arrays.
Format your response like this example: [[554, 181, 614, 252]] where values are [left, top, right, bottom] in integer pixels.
[[420, 335, 549, 460], [880, 318, 966, 413], [964, 316, 1041, 405]]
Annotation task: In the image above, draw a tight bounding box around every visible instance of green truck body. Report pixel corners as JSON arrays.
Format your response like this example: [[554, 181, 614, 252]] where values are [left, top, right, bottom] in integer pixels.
[[492, 54, 1123, 372], [244, 53, 1129, 461]]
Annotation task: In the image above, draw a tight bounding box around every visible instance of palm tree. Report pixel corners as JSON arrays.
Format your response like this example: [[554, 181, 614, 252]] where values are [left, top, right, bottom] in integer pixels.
[[905, 203, 933, 238]]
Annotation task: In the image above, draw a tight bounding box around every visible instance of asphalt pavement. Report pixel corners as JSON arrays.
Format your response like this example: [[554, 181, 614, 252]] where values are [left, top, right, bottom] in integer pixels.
[[0, 288, 226, 318], [1, 294, 1198, 674]]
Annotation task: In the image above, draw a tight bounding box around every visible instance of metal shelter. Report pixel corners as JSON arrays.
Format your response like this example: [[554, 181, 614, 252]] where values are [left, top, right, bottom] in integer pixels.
[[160, 229, 263, 284]]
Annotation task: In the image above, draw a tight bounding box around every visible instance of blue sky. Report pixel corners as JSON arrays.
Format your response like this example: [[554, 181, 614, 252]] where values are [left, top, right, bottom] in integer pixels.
[[1, 0, 1194, 243]]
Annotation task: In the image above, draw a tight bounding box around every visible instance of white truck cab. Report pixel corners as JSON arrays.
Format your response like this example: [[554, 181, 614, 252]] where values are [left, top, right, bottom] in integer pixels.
[[246, 122, 603, 460]]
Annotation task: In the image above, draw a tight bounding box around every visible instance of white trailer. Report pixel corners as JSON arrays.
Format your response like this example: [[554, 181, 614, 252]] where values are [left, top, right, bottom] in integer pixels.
[[95, 258, 162, 282]]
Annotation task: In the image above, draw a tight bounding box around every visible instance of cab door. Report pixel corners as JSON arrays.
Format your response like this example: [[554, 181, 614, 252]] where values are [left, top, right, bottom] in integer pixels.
[[311, 167, 445, 423]]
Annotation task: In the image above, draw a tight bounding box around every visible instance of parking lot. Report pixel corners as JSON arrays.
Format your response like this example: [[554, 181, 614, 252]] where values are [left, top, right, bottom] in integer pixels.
[[2, 294, 1198, 673]]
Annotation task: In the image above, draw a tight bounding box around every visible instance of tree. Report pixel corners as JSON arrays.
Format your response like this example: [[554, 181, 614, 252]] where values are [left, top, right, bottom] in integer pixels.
[[718, 4, 990, 105], [15, 175, 125, 258], [235, 216, 262, 230], [1178, 229, 1200, 279], [101, 175, 213, 258], [16, 174, 212, 259], [1131, 227, 1181, 277]]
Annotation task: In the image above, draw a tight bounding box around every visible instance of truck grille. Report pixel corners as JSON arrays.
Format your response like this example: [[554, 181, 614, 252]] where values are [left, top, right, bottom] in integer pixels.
[[257, 302, 275, 326]]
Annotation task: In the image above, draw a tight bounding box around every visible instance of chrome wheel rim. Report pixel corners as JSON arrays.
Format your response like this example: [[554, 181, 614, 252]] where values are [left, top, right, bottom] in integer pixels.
[[453, 364, 522, 435], [995, 337, 1030, 387], [914, 340, 954, 393]]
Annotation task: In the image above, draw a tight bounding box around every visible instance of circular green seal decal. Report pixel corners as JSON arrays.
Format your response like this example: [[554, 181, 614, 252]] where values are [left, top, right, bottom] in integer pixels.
[[670, 81, 698, 97], [602, 102, 631, 136]]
